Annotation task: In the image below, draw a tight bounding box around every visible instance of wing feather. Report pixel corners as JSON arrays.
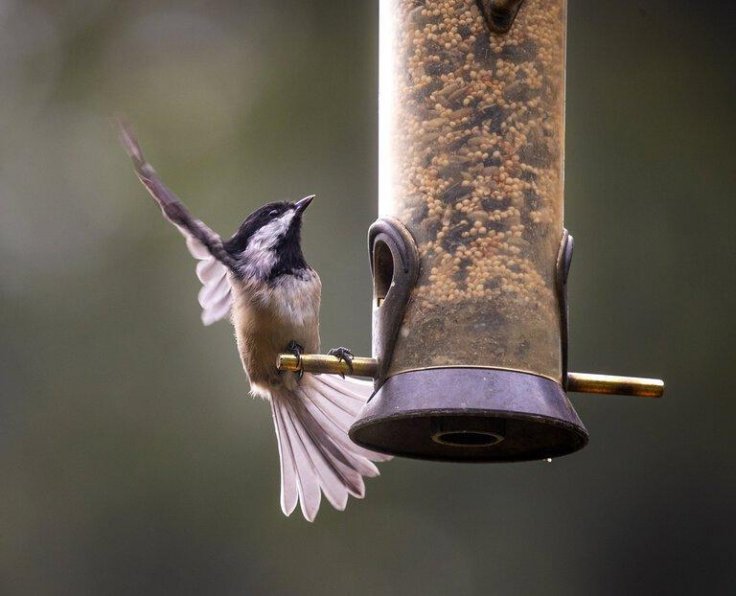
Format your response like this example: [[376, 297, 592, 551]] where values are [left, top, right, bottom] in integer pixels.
[[119, 120, 233, 325]]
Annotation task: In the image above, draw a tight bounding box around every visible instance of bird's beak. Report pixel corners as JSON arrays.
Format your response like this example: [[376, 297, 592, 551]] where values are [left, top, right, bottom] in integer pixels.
[[294, 195, 315, 215]]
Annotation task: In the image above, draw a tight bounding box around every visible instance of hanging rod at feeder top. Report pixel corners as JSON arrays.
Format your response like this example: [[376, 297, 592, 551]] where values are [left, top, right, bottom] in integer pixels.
[[276, 354, 664, 399]]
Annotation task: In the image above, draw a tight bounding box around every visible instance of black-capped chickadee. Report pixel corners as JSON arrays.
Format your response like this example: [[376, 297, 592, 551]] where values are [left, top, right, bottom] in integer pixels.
[[119, 123, 390, 521]]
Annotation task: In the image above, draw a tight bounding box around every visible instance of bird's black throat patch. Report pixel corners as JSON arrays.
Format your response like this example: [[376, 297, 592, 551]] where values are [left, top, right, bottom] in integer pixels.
[[267, 219, 308, 281]]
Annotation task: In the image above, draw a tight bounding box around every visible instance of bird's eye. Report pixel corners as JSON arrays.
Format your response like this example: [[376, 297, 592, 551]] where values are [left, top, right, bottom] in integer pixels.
[[269, 209, 279, 217]]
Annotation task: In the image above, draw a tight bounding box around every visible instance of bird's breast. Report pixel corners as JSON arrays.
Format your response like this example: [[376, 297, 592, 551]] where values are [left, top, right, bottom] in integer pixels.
[[230, 270, 321, 391]]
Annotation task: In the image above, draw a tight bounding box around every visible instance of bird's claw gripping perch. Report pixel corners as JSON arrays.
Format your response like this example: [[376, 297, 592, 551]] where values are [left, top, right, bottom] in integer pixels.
[[328, 347, 354, 378], [287, 341, 305, 380]]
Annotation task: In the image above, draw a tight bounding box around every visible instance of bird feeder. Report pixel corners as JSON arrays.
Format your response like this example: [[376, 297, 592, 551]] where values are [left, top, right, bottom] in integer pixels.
[[278, 0, 663, 461]]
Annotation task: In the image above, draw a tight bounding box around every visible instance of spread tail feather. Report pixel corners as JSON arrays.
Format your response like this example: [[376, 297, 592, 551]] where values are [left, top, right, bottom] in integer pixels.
[[269, 373, 391, 521]]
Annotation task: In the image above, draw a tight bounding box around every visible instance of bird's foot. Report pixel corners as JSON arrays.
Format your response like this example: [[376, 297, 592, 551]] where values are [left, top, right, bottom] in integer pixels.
[[286, 341, 304, 380], [328, 346, 354, 378]]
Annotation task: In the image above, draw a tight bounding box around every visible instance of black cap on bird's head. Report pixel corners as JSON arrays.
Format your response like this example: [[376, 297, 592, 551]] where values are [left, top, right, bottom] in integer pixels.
[[225, 195, 315, 279]]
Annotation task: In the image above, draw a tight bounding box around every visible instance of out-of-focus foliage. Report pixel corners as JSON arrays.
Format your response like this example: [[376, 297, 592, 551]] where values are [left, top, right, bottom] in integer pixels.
[[1, 1, 734, 594]]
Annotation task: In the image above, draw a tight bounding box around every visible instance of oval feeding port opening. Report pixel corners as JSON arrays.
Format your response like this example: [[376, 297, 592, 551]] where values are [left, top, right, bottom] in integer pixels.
[[432, 430, 504, 447], [373, 239, 394, 307]]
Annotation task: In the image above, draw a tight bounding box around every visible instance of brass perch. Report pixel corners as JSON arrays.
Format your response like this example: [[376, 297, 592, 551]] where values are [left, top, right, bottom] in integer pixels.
[[277, 353, 378, 378], [566, 372, 663, 398], [276, 354, 664, 398]]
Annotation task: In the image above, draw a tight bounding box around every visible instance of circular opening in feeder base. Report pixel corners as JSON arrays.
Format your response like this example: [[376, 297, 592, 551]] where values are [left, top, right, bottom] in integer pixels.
[[432, 430, 504, 447]]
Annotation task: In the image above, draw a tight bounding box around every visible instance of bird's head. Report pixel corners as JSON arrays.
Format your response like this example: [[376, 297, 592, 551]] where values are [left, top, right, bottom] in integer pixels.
[[225, 195, 314, 280]]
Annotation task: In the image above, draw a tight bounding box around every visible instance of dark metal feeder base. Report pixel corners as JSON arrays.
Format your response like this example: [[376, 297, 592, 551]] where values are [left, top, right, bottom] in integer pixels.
[[349, 368, 588, 462]]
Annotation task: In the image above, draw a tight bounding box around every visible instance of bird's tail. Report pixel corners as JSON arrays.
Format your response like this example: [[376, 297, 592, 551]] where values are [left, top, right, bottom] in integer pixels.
[[269, 373, 391, 521]]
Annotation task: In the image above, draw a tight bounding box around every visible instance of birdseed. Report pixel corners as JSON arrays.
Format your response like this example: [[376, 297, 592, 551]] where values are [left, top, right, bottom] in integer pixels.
[[380, 0, 566, 379]]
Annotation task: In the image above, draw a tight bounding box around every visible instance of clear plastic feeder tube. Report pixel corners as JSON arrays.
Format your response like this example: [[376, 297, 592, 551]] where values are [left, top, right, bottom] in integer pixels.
[[379, 0, 567, 381]]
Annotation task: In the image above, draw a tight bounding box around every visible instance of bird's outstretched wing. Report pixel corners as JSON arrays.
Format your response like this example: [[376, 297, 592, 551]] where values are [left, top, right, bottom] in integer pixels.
[[118, 120, 234, 325], [268, 374, 392, 521]]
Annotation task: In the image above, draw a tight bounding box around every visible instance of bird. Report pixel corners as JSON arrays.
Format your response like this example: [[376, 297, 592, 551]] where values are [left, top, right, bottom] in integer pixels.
[[118, 122, 390, 521]]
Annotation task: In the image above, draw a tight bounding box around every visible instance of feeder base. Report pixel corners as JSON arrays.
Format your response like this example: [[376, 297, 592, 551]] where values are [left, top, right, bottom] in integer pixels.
[[349, 368, 588, 462]]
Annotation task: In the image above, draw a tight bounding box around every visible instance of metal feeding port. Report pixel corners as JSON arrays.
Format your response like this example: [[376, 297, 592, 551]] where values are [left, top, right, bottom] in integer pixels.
[[277, 0, 663, 462]]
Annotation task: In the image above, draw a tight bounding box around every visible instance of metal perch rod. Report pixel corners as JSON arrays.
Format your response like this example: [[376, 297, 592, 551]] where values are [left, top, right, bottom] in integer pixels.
[[276, 354, 664, 398], [277, 354, 379, 379]]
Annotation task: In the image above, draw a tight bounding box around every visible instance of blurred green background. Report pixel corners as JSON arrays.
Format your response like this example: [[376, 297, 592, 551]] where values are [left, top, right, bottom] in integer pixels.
[[1, 0, 734, 594]]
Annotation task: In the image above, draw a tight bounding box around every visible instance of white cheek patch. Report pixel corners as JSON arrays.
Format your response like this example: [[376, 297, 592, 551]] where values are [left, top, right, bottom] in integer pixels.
[[238, 210, 295, 278], [248, 210, 295, 253]]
